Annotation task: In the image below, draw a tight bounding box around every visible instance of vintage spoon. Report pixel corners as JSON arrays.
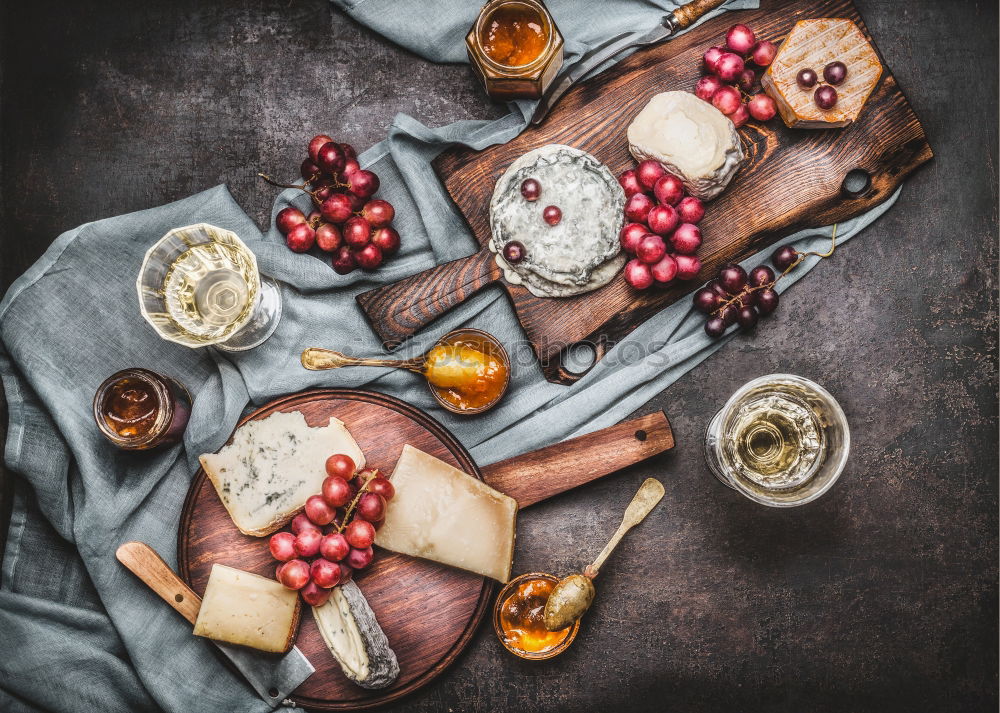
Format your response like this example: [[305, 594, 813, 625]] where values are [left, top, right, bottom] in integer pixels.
[[301, 347, 426, 374], [543, 477, 665, 631]]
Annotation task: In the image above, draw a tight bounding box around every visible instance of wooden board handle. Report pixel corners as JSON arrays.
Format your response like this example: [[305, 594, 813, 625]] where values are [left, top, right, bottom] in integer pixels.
[[355, 250, 501, 348], [116, 541, 202, 625], [671, 0, 726, 28], [482, 411, 673, 508]]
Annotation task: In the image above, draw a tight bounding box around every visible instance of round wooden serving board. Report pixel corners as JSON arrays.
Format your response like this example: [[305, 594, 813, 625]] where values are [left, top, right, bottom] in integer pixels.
[[178, 389, 494, 711]]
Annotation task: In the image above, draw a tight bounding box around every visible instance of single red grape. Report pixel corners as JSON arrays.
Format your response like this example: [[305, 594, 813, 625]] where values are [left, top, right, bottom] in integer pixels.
[[737, 68, 756, 92], [542, 205, 562, 226], [346, 546, 374, 570], [647, 204, 679, 236], [356, 493, 386, 522], [371, 227, 400, 256], [269, 532, 297, 562], [316, 141, 346, 175], [331, 245, 357, 274], [757, 288, 779, 315], [814, 85, 838, 110], [624, 259, 653, 289], [737, 306, 759, 329], [321, 193, 353, 224], [347, 169, 379, 199], [619, 223, 647, 254], [650, 254, 678, 284], [719, 303, 738, 326], [636, 234, 667, 265], [624, 193, 655, 223], [729, 103, 750, 128], [310, 558, 342, 588], [277, 559, 311, 590], [670, 223, 702, 255], [677, 196, 705, 224], [315, 223, 342, 252], [308, 134, 334, 164], [823, 61, 847, 86], [617, 169, 644, 199], [695, 75, 724, 102], [719, 264, 748, 293], [322, 475, 353, 508], [343, 216, 372, 248], [636, 160, 666, 191], [362, 199, 394, 228], [674, 254, 701, 280], [712, 85, 743, 116], [653, 174, 684, 206], [693, 287, 719, 314], [285, 223, 315, 253], [300, 581, 331, 607], [714, 52, 745, 83], [796, 68, 818, 88], [751, 40, 777, 67], [747, 94, 777, 121], [345, 519, 376, 549], [705, 317, 726, 337], [291, 513, 319, 535], [293, 529, 322, 558], [339, 158, 361, 181], [354, 243, 384, 271], [772, 245, 799, 271], [725, 24, 756, 55], [305, 495, 336, 526], [320, 532, 350, 561], [749, 265, 775, 287], [301, 158, 321, 183], [502, 240, 525, 263], [276, 207, 307, 235], [367, 476, 395, 500], [520, 178, 541, 201], [703, 46, 725, 73]]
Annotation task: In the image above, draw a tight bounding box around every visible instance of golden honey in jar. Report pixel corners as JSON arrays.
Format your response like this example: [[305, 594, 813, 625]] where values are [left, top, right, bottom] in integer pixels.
[[494, 572, 579, 659], [93, 368, 191, 450], [425, 329, 510, 414], [466, 0, 564, 100]]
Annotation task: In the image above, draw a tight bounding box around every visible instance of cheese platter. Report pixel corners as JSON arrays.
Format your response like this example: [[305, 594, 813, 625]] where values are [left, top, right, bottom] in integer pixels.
[[355, 0, 932, 384], [178, 389, 673, 710]]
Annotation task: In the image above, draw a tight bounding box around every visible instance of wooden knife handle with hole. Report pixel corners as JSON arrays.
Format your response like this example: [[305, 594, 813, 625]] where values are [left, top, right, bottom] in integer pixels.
[[116, 541, 202, 624], [482, 411, 674, 508]]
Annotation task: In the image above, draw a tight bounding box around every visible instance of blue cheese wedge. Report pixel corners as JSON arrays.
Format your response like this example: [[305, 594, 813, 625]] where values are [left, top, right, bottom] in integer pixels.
[[312, 581, 399, 690], [375, 445, 517, 582], [199, 411, 366, 537], [193, 564, 301, 654]]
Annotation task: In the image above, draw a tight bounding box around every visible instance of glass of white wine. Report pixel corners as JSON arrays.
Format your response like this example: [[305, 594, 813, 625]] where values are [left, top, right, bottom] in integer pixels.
[[705, 374, 850, 507], [136, 224, 282, 351]]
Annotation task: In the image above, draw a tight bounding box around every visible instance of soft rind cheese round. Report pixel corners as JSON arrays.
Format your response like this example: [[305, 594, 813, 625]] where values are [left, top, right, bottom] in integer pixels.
[[489, 144, 625, 298], [627, 91, 744, 201]]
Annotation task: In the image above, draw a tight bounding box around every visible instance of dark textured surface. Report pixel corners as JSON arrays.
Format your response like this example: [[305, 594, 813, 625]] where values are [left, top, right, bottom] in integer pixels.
[[0, 1, 996, 712]]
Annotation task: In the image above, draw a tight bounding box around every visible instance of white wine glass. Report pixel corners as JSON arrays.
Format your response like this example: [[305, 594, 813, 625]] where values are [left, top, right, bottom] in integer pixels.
[[136, 223, 282, 351]]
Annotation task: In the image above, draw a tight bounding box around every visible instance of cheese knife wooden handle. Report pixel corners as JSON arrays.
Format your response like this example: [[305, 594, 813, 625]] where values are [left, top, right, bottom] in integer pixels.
[[481, 411, 673, 508], [355, 250, 501, 348], [116, 541, 202, 625]]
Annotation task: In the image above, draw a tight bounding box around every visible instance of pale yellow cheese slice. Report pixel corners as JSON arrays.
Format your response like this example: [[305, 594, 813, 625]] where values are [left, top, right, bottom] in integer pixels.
[[375, 445, 517, 582], [193, 564, 301, 653]]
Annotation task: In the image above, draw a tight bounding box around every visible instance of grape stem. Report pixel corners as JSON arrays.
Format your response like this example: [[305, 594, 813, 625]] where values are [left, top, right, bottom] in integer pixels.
[[336, 469, 377, 534], [711, 224, 838, 316], [258, 173, 324, 207]]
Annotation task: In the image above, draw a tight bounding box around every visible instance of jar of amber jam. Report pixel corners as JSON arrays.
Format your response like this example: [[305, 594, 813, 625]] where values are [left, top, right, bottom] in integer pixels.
[[466, 0, 564, 101], [493, 572, 579, 659], [426, 328, 511, 415], [93, 369, 191, 450]]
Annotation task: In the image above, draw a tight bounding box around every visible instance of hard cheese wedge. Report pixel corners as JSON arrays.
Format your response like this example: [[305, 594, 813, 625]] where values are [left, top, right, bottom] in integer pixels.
[[199, 410, 365, 536], [193, 564, 301, 654], [375, 444, 517, 582]]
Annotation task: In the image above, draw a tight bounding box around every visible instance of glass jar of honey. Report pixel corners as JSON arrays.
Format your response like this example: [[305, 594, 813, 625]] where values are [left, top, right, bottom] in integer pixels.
[[93, 368, 191, 450], [426, 328, 511, 415], [493, 572, 579, 659], [466, 0, 564, 101]]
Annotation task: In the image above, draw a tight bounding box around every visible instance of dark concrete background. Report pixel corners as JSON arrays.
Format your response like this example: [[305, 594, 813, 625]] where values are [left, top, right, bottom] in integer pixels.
[[1, 1, 996, 711]]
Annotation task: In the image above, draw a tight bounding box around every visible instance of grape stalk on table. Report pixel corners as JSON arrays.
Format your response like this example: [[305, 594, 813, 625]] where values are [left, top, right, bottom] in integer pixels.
[[263, 134, 401, 274]]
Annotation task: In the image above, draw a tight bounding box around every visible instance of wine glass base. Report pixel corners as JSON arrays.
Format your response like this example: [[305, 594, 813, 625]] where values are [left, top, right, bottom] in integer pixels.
[[215, 278, 283, 352]]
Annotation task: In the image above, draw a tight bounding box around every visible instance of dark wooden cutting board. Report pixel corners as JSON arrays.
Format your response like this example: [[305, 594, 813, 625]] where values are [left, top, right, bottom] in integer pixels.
[[356, 0, 932, 384], [178, 389, 673, 710]]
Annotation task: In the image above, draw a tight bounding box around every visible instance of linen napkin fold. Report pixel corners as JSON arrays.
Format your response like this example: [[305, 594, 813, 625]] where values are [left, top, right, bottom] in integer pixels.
[[0, 1, 906, 712]]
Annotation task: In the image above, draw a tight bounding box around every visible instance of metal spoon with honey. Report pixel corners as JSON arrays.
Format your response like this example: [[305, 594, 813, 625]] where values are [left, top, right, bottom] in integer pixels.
[[543, 477, 665, 631]]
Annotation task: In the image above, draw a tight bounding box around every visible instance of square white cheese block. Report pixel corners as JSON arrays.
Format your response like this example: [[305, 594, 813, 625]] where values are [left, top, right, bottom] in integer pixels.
[[193, 564, 301, 653], [199, 410, 365, 537], [375, 445, 517, 582]]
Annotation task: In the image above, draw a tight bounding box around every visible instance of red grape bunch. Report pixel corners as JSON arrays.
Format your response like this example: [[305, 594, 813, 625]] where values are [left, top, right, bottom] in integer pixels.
[[263, 134, 401, 275], [268, 453, 396, 607], [696, 23, 779, 126], [618, 160, 708, 289], [796, 61, 848, 110], [693, 224, 843, 338]]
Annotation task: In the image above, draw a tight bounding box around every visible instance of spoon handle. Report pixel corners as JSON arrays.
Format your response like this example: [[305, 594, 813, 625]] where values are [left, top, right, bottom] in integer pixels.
[[587, 478, 665, 576], [301, 347, 425, 373]]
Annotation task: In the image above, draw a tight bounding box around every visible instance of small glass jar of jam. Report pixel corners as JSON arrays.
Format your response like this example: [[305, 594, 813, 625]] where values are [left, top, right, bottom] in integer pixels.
[[425, 328, 511, 415], [93, 368, 191, 450], [493, 572, 579, 659], [466, 0, 564, 101]]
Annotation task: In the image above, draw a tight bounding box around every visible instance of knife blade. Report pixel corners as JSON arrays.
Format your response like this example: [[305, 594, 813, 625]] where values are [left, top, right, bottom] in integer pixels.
[[115, 542, 315, 707], [530, 0, 727, 125]]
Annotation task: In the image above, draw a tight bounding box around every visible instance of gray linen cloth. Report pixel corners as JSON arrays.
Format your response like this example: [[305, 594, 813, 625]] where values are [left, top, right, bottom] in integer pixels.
[[0, 1, 901, 711]]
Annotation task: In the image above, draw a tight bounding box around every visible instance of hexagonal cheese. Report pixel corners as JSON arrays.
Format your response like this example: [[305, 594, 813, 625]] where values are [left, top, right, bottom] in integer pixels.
[[762, 18, 883, 129]]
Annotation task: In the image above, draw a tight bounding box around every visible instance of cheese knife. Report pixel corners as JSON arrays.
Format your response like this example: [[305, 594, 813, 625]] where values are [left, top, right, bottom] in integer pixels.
[[530, 0, 727, 125], [115, 542, 315, 707]]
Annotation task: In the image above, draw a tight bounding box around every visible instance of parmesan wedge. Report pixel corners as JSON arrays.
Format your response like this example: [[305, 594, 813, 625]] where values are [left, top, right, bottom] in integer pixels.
[[375, 445, 517, 582], [193, 564, 300, 654]]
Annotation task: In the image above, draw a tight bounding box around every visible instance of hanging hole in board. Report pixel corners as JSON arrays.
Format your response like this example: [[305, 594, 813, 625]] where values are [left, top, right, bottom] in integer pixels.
[[562, 341, 597, 375], [268, 688, 279, 698], [635, 429, 648, 441], [841, 168, 872, 197], [175, 594, 184, 603]]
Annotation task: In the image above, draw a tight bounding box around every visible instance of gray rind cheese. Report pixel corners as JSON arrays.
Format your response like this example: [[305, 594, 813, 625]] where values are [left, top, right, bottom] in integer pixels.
[[489, 144, 625, 298], [199, 411, 366, 537], [312, 581, 399, 690], [627, 91, 744, 201]]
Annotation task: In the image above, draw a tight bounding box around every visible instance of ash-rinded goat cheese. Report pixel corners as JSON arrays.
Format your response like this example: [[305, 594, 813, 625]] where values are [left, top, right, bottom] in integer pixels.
[[627, 91, 744, 201]]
